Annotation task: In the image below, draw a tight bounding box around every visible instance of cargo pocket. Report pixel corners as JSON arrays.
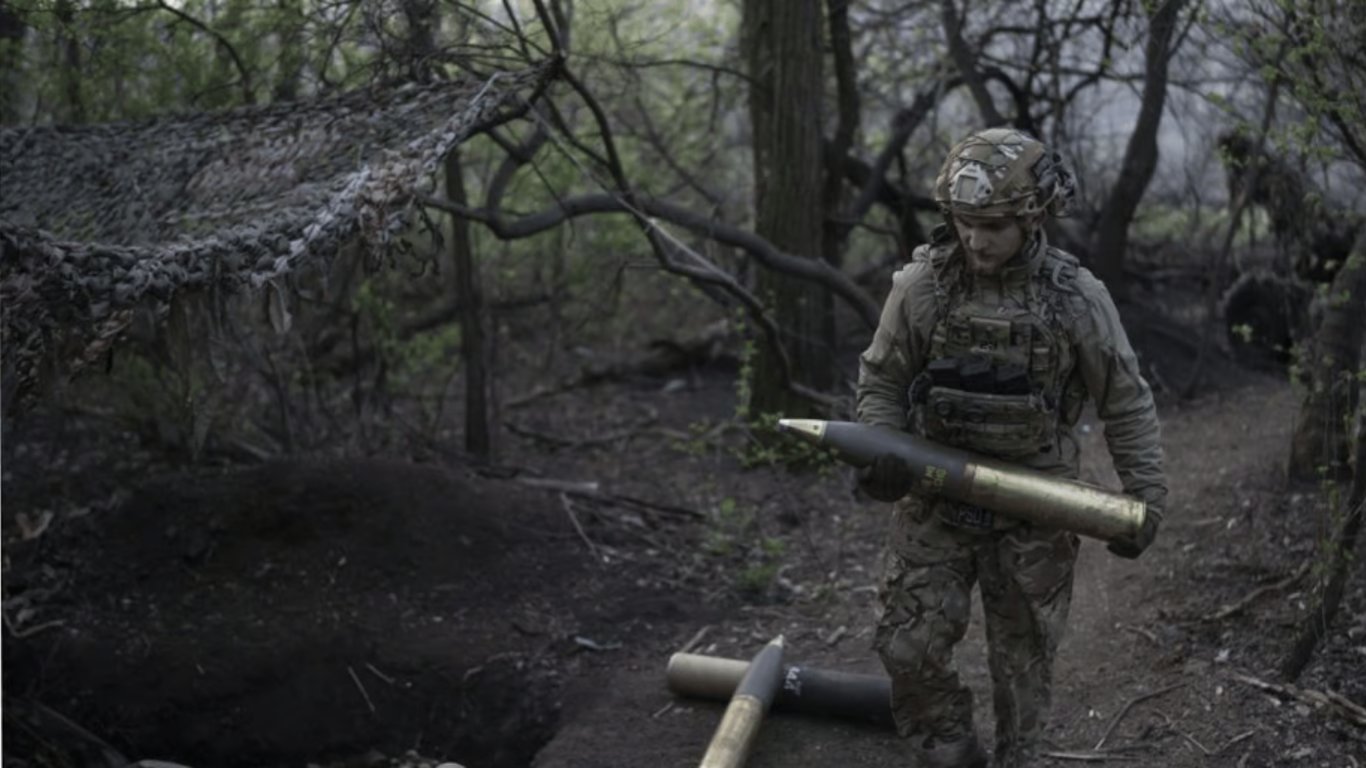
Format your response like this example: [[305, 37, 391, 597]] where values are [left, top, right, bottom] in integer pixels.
[[923, 386, 1056, 458]]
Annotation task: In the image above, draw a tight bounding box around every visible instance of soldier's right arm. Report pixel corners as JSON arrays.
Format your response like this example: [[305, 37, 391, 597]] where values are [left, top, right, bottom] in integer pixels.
[[855, 254, 938, 431]]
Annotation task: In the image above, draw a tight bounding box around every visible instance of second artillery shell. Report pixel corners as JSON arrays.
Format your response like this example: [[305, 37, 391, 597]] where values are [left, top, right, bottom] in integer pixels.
[[776, 419, 1146, 544], [697, 635, 785, 768]]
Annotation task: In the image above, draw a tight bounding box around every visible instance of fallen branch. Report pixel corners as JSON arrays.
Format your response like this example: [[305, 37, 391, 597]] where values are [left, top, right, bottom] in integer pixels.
[[1041, 749, 1142, 762], [1095, 682, 1187, 750], [347, 665, 376, 714], [561, 493, 603, 563], [1174, 721, 1256, 754], [2, 610, 66, 639], [1117, 623, 1158, 644], [515, 476, 601, 495], [1173, 726, 1256, 755], [679, 624, 712, 654], [1205, 560, 1310, 622], [1230, 672, 1366, 729]]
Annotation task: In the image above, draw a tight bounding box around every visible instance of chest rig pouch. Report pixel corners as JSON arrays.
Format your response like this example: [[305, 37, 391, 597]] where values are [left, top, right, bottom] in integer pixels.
[[914, 259, 1077, 462]]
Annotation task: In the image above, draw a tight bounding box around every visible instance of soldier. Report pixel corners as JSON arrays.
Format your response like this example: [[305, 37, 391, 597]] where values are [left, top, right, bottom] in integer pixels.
[[856, 128, 1167, 768]]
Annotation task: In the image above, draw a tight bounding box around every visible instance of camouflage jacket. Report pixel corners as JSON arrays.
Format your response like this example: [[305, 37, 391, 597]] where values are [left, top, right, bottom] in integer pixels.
[[856, 234, 1168, 517]]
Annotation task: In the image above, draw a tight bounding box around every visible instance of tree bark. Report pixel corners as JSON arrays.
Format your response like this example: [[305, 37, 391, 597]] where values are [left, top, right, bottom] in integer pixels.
[[1089, 0, 1184, 299], [1280, 410, 1365, 680], [823, 0, 860, 269], [271, 0, 305, 102], [743, 0, 833, 418], [446, 149, 497, 463], [940, 0, 1004, 126], [0, 1, 27, 124], [54, 0, 83, 122], [1289, 237, 1366, 482]]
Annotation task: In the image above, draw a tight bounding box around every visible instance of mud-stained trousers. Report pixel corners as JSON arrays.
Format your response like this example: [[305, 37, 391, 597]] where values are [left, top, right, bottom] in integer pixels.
[[874, 496, 1079, 768]]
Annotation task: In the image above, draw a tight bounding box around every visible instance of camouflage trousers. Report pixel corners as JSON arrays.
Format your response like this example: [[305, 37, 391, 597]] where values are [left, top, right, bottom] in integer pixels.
[[874, 496, 1079, 768]]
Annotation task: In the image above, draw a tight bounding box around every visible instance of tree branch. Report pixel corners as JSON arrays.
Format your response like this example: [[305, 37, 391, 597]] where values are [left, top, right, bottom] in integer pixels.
[[417, 192, 880, 331], [940, 0, 1004, 126], [154, 0, 254, 104]]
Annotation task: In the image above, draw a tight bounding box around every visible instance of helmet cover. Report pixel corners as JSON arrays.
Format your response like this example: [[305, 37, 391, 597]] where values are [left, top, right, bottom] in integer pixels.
[[934, 128, 1074, 218]]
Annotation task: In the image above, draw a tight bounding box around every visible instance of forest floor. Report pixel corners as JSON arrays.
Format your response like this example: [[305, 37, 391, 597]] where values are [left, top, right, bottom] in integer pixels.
[[3, 317, 1365, 768]]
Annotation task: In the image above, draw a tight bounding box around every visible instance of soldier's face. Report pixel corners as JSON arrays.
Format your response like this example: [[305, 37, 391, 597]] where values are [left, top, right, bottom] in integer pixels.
[[953, 214, 1029, 275]]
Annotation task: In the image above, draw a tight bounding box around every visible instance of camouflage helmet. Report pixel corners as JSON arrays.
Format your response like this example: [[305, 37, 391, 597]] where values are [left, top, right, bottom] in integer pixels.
[[934, 127, 1074, 218]]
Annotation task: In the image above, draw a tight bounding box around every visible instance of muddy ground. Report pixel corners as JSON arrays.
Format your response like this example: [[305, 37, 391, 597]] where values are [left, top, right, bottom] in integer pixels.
[[3, 311, 1365, 767]]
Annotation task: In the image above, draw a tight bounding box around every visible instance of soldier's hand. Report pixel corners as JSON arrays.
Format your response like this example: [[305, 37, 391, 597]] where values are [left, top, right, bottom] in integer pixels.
[[1107, 509, 1161, 559], [858, 453, 914, 502]]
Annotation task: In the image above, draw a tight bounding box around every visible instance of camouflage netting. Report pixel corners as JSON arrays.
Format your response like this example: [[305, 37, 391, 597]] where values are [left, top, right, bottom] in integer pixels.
[[0, 62, 554, 408]]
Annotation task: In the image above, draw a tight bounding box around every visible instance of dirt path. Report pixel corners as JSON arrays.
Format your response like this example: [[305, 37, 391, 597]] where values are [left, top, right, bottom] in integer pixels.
[[533, 376, 1364, 768]]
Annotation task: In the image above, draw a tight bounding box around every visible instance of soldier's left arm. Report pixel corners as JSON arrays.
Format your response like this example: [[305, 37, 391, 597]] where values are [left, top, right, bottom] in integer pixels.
[[1072, 271, 1169, 518]]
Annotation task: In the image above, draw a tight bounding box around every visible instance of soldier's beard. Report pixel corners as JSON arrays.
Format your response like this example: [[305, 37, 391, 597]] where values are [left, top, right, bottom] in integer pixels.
[[964, 248, 1016, 275]]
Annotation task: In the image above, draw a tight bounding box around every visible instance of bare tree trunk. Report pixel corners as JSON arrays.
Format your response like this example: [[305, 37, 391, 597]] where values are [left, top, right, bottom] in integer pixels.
[[54, 0, 83, 122], [822, 0, 860, 270], [0, 1, 27, 123], [1280, 411, 1365, 680], [400, 0, 436, 81], [271, 0, 305, 102], [744, 0, 833, 418], [446, 149, 496, 463], [1289, 238, 1366, 482], [1089, 0, 1185, 299]]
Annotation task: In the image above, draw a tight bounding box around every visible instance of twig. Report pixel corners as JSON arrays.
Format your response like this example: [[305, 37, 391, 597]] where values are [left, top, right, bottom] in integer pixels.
[[347, 665, 376, 713], [1205, 561, 1310, 622], [2, 611, 66, 639], [365, 662, 395, 685], [1219, 730, 1257, 753], [561, 493, 602, 562], [651, 701, 675, 719], [1042, 750, 1141, 762], [1117, 623, 1158, 644], [679, 625, 712, 654], [1095, 683, 1187, 750], [1230, 672, 1366, 728], [516, 476, 602, 494], [1175, 727, 1213, 754], [1171, 725, 1254, 756], [585, 491, 705, 520]]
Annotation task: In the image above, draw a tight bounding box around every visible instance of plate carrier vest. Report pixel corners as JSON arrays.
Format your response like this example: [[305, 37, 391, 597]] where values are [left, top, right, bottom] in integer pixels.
[[911, 241, 1086, 462]]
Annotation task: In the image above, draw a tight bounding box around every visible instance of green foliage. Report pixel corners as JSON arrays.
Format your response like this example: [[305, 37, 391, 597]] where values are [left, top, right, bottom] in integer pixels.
[[701, 496, 787, 596], [731, 329, 837, 471], [701, 495, 751, 556], [670, 418, 722, 458], [1130, 201, 1272, 246], [351, 276, 462, 393], [733, 411, 838, 471], [2, 0, 387, 124]]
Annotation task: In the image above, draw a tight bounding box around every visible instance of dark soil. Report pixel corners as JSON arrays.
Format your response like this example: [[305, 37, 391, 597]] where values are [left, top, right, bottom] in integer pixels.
[[3, 321, 1364, 767]]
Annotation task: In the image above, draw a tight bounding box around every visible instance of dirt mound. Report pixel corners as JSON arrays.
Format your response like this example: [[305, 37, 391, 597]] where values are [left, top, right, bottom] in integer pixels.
[[4, 459, 589, 766]]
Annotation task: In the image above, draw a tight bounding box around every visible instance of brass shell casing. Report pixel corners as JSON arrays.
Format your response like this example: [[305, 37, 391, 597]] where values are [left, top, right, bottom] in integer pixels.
[[695, 636, 784, 768], [668, 653, 750, 701], [776, 419, 1146, 544], [965, 462, 1144, 542], [698, 694, 765, 768]]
